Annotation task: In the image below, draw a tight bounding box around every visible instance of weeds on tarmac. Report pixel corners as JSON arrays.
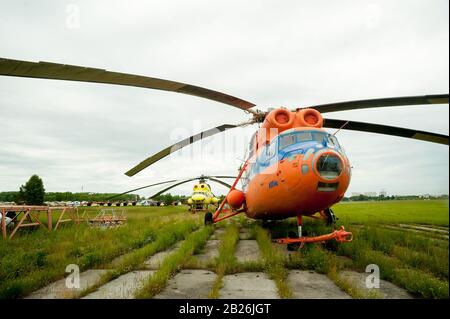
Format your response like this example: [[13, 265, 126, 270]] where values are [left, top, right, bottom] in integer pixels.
[[135, 225, 214, 299], [336, 226, 449, 298], [209, 223, 240, 299], [254, 226, 292, 298], [0, 207, 187, 299], [78, 218, 200, 298]]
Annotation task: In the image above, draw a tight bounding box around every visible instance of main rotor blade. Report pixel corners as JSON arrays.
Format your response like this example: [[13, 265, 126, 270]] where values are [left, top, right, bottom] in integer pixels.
[[207, 177, 233, 188], [125, 124, 238, 176], [311, 94, 449, 113], [109, 175, 234, 200], [0, 58, 256, 111], [148, 177, 233, 198], [323, 118, 449, 145], [210, 175, 237, 179], [149, 178, 199, 198], [106, 179, 179, 200]]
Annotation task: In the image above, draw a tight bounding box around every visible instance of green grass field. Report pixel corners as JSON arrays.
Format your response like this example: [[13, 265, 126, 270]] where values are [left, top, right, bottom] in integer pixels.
[[333, 200, 449, 226], [0, 206, 197, 298], [0, 200, 448, 299]]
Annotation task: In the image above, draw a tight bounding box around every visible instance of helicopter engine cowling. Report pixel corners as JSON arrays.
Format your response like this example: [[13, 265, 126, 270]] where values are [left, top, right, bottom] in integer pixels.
[[265, 108, 295, 130], [227, 189, 245, 209], [295, 108, 323, 128]]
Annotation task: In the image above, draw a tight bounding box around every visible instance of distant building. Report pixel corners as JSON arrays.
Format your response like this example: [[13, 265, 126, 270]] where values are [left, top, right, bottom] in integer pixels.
[[351, 192, 361, 197], [138, 199, 158, 206], [364, 192, 377, 197], [379, 190, 387, 197]]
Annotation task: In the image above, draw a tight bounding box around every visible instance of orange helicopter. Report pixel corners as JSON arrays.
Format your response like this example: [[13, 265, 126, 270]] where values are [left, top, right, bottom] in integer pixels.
[[1, 58, 448, 249]]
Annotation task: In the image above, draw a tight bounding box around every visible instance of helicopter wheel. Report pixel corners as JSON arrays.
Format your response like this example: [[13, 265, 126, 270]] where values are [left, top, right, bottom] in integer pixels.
[[324, 208, 338, 226], [204, 212, 213, 225], [287, 231, 300, 251]]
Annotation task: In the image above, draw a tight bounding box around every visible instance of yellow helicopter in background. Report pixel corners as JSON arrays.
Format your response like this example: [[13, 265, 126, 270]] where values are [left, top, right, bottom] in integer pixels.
[[107, 175, 236, 213], [187, 179, 220, 213]]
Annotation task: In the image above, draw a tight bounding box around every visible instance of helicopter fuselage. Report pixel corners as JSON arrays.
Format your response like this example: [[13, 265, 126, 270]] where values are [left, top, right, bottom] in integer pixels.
[[242, 127, 351, 219], [187, 182, 220, 210], [237, 109, 351, 220]]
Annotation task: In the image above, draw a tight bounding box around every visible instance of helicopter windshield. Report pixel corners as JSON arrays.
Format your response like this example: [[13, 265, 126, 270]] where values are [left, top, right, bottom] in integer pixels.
[[278, 131, 339, 151]]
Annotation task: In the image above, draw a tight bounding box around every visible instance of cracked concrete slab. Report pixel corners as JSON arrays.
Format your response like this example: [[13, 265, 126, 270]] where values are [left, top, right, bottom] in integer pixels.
[[288, 270, 351, 299], [193, 240, 220, 264], [219, 272, 279, 299], [235, 240, 261, 263], [83, 270, 154, 299], [24, 269, 109, 299], [144, 241, 183, 269], [153, 270, 217, 299], [338, 271, 413, 299]]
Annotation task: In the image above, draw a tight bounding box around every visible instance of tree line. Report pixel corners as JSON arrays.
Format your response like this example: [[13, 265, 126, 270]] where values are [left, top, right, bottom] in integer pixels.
[[0, 175, 137, 204], [0, 190, 138, 204], [4, 175, 446, 206], [0, 175, 197, 205]]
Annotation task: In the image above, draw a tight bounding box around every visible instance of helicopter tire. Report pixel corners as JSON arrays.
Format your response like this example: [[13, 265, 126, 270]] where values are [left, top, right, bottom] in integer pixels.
[[204, 212, 213, 225], [324, 208, 338, 226]]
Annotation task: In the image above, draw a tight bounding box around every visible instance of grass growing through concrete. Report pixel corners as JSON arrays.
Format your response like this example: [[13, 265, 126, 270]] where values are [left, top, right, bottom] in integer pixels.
[[327, 266, 382, 299], [254, 225, 292, 298], [135, 225, 214, 299], [267, 220, 371, 298], [346, 226, 449, 280], [263, 203, 449, 300], [336, 228, 449, 299], [78, 218, 200, 298], [0, 206, 187, 299], [209, 223, 240, 299]]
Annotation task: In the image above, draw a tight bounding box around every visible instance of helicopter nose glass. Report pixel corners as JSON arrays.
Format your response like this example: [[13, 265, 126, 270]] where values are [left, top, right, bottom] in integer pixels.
[[316, 154, 342, 180]]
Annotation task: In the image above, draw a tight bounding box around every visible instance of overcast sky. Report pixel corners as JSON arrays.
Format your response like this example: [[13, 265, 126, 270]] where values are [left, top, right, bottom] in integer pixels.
[[0, 0, 448, 198]]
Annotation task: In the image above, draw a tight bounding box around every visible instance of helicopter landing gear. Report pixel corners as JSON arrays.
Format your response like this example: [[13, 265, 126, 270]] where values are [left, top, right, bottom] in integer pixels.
[[287, 231, 300, 251], [204, 212, 213, 225], [323, 208, 338, 226], [287, 215, 303, 251]]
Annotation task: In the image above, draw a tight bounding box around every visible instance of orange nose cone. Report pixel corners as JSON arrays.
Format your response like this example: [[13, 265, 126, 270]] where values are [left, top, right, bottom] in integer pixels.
[[227, 190, 245, 209]]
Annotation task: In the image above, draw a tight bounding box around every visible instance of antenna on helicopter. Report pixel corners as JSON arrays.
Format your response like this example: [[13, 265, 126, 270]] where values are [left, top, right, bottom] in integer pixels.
[[332, 120, 350, 136]]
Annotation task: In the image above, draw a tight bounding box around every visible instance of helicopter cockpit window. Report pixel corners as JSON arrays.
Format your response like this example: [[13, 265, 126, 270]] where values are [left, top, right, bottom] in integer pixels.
[[312, 132, 325, 143], [297, 132, 313, 142], [279, 134, 296, 150]]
